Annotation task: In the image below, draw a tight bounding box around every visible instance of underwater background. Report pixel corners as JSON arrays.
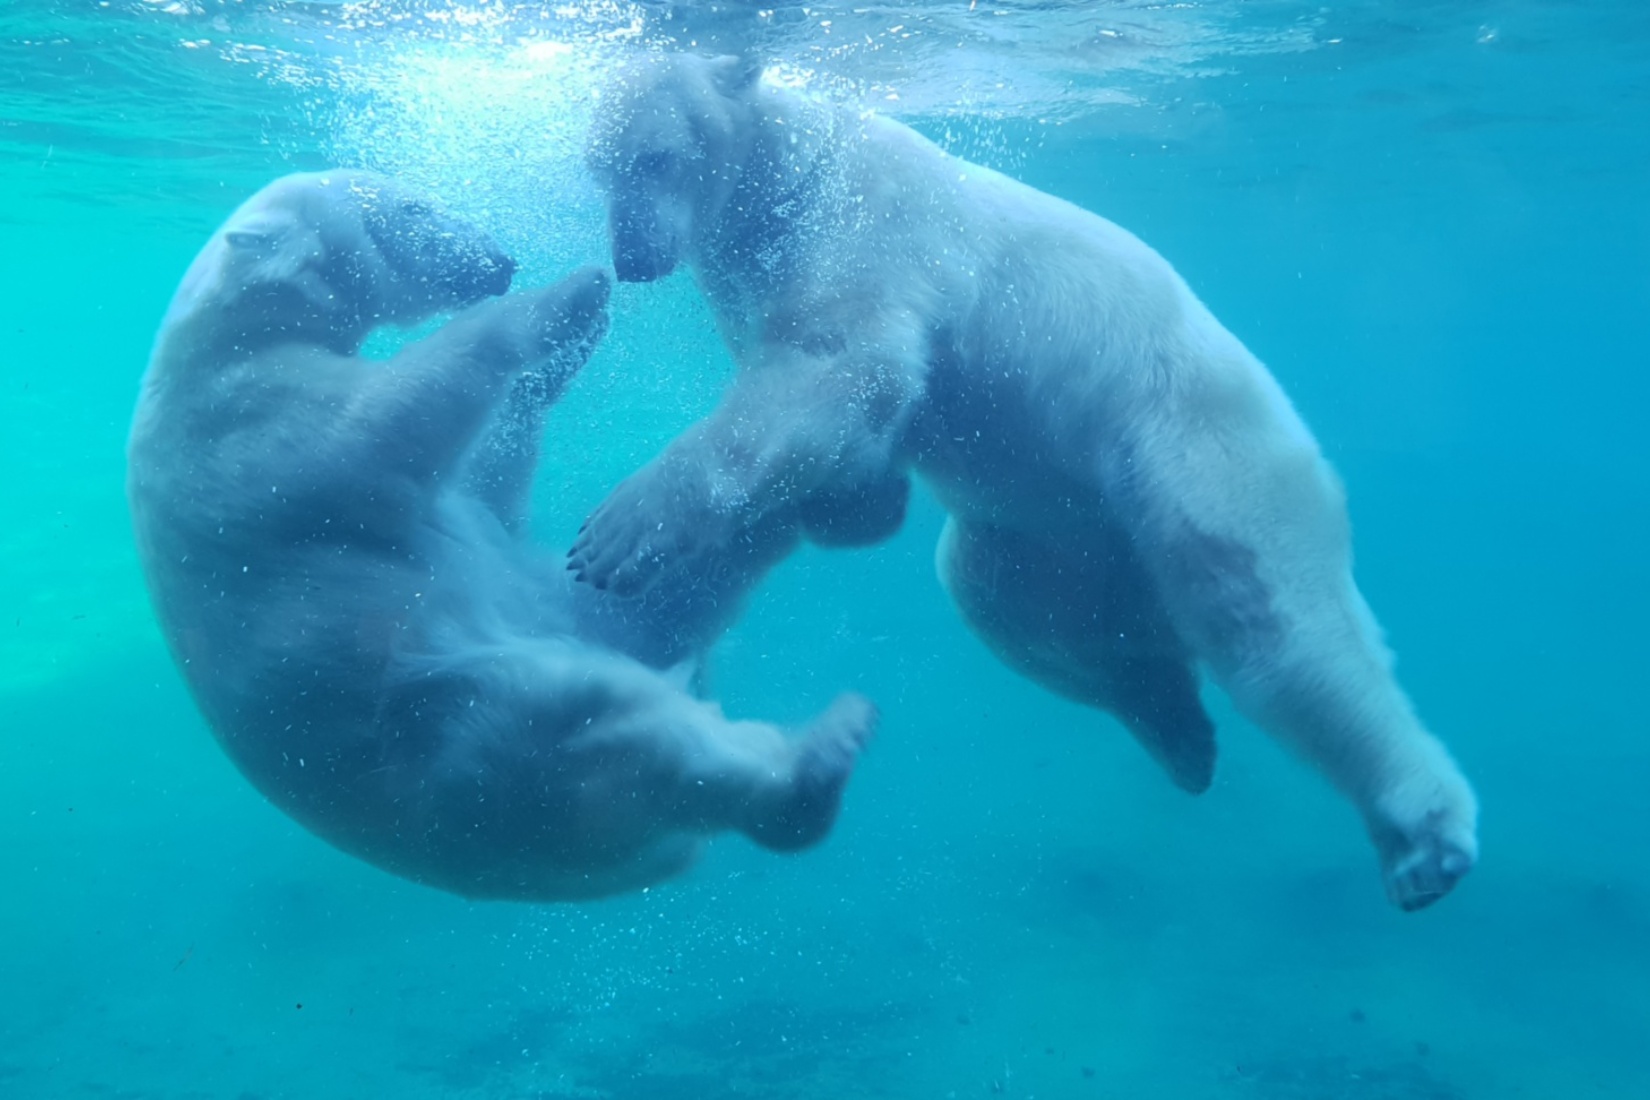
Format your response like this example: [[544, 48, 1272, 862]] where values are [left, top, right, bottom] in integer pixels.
[[2, 1, 1646, 1096]]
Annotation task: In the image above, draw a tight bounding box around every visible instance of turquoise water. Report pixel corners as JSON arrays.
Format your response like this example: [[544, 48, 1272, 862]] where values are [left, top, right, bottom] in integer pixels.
[[3, 1, 1647, 1096]]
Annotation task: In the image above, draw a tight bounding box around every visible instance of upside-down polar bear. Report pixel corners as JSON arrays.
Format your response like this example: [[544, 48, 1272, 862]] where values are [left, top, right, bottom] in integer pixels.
[[568, 55, 1478, 909], [128, 170, 875, 901]]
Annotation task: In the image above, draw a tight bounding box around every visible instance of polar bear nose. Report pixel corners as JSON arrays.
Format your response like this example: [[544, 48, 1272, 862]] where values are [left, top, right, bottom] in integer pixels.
[[435, 247, 515, 305], [613, 240, 674, 283], [459, 249, 515, 299]]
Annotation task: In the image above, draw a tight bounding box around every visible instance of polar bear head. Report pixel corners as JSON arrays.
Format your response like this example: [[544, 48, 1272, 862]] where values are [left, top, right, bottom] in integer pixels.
[[587, 54, 762, 282], [166, 170, 517, 350]]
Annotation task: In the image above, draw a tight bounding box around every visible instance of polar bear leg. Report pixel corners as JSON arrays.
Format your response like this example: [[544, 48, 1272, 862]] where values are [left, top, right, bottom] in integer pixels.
[[461, 292, 614, 530], [419, 652, 877, 894], [730, 693, 882, 852], [460, 368, 571, 532], [1122, 405, 1478, 908], [354, 269, 609, 492], [530, 665, 880, 858], [935, 516, 1217, 793], [607, 690, 880, 856]]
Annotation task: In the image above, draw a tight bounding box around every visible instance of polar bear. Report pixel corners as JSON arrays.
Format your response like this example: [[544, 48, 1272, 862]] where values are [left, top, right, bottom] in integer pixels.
[[569, 55, 1478, 909], [128, 170, 876, 901]]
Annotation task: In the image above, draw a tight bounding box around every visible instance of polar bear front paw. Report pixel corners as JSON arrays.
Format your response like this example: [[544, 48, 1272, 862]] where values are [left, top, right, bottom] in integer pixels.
[[569, 462, 739, 596], [746, 693, 878, 853]]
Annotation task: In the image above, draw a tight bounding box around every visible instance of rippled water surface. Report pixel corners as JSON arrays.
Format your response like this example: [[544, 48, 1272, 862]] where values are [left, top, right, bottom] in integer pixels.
[[2, 2, 1647, 1097]]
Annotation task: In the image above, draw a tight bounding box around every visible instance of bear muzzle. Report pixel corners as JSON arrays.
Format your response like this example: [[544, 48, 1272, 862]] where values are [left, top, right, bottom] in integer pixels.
[[474, 249, 518, 297], [613, 241, 676, 283], [436, 246, 517, 304], [609, 211, 680, 283]]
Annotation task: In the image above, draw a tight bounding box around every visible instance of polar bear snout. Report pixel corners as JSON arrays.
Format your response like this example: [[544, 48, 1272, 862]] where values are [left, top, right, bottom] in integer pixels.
[[614, 240, 673, 283], [449, 246, 516, 300], [602, 179, 695, 283], [401, 217, 516, 303], [356, 183, 519, 312], [610, 207, 680, 283]]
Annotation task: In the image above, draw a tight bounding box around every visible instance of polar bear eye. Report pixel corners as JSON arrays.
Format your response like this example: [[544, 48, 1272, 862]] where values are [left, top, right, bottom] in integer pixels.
[[224, 229, 274, 252]]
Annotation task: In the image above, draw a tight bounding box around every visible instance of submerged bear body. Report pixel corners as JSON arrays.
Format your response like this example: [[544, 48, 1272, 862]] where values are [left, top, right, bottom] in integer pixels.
[[572, 55, 1477, 909], [130, 170, 875, 900]]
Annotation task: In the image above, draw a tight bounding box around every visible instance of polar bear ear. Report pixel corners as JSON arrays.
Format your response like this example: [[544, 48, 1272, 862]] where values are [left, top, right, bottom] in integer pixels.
[[709, 54, 763, 95]]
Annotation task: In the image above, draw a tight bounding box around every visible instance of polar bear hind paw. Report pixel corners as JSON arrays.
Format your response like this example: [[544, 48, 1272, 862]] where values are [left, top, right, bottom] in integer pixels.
[[746, 694, 878, 853], [1372, 802, 1478, 911]]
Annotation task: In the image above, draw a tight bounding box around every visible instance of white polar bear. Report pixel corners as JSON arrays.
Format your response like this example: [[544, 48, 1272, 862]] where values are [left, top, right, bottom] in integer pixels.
[[568, 54, 1478, 909], [128, 170, 875, 901]]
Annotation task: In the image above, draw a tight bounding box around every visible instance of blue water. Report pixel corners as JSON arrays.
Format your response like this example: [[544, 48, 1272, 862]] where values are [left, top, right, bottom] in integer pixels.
[[2, 1, 1647, 1096]]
